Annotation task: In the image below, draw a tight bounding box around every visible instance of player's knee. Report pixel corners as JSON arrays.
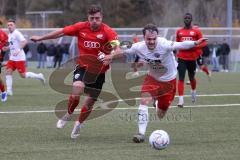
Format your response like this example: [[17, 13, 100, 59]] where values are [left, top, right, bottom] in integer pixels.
[[140, 96, 152, 105], [141, 92, 152, 104], [73, 81, 85, 88], [72, 81, 85, 94], [6, 69, 12, 75]]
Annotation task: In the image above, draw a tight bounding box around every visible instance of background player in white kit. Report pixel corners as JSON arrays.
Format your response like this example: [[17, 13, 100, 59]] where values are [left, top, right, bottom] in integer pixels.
[[102, 24, 207, 143], [5, 19, 45, 96]]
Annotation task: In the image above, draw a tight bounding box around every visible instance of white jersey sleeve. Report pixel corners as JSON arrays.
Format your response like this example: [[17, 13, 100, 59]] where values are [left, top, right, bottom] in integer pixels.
[[124, 42, 139, 55], [159, 37, 196, 51], [8, 30, 26, 61]]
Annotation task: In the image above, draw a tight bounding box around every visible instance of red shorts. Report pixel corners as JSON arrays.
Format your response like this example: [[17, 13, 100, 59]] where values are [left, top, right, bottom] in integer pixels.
[[141, 75, 176, 111], [6, 60, 26, 74]]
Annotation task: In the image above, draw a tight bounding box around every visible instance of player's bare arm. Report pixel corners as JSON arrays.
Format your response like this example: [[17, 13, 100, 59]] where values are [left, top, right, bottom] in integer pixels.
[[30, 29, 64, 42], [172, 37, 208, 50], [101, 46, 124, 65], [195, 37, 208, 45]]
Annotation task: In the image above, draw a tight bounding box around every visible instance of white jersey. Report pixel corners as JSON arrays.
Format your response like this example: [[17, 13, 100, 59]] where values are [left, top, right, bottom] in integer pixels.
[[8, 29, 26, 61], [125, 37, 196, 82]]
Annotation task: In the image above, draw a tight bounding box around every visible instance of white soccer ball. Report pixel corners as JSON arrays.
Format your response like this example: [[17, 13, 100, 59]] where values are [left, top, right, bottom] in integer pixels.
[[149, 130, 170, 150]]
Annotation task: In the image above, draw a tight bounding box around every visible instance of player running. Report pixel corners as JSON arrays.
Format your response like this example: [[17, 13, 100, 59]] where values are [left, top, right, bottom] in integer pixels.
[[5, 19, 45, 96], [31, 5, 120, 139], [0, 26, 8, 102], [102, 23, 207, 143], [176, 13, 206, 108]]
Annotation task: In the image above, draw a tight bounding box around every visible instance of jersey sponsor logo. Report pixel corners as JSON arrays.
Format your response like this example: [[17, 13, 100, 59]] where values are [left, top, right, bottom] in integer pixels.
[[144, 58, 162, 65], [97, 34, 103, 39], [181, 37, 193, 41], [80, 32, 86, 37], [190, 31, 195, 36], [83, 41, 101, 48]]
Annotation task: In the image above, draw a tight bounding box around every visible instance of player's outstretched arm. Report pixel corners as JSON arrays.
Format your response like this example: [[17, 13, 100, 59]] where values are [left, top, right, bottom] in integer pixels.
[[100, 47, 125, 65], [172, 37, 208, 50], [195, 38, 208, 45], [30, 29, 64, 42]]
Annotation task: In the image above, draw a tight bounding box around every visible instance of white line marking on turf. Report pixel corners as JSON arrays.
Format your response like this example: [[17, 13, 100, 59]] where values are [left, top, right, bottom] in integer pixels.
[[0, 103, 240, 114], [1, 93, 240, 114], [177, 93, 240, 97]]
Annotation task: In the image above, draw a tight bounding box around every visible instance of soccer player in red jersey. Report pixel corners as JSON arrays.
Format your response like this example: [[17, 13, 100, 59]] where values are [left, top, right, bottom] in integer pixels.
[[176, 13, 206, 108], [0, 25, 8, 102], [31, 5, 120, 139]]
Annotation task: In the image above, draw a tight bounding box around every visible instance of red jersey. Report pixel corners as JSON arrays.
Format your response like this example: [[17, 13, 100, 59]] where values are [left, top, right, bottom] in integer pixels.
[[0, 29, 8, 62], [63, 21, 118, 74], [176, 27, 205, 60]]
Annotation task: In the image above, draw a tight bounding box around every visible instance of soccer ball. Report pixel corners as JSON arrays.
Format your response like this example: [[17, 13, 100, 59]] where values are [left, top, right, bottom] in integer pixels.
[[149, 130, 170, 150]]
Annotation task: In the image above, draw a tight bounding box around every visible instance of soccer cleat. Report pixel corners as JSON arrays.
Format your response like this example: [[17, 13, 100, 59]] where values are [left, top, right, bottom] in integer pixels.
[[1, 91, 7, 102], [191, 91, 197, 103], [38, 73, 46, 85], [177, 98, 184, 108], [132, 133, 146, 143], [56, 113, 72, 129], [7, 90, 13, 96], [71, 121, 81, 139], [177, 103, 184, 108]]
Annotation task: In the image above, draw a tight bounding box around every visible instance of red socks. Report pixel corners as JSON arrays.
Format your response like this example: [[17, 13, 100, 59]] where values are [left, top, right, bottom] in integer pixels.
[[67, 94, 94, 123], [201, 66, 209, 75], [0, 82, 5, 92], [178, 80, 184, 96], [190, 79, 196, 90], [79, 105, 93, 123], [68, 94, 80, 114]]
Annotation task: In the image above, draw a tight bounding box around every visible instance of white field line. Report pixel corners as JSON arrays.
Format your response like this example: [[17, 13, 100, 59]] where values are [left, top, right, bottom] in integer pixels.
[[1, 103, 240, 114], [1, 92, 240, 114]]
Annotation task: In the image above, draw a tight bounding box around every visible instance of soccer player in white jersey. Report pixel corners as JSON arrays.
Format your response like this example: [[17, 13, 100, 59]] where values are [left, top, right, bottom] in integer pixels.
[[5, 19, 45, 96], [102, 24, 207, 143]]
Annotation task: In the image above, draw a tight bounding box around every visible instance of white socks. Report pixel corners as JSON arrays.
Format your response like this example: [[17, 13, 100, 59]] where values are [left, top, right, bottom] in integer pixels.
[[6, 75, 12, 93], [25, 72, 41, 79], [178, 96, 184, 105], [138, 104, 148, 135]]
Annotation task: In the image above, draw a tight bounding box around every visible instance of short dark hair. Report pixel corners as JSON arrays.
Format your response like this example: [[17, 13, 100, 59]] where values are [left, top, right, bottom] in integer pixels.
[[8, 19, 16, 23], [142, 23, 159, 36], [88, 5, 102, 15], [184, 13, 192, 19]]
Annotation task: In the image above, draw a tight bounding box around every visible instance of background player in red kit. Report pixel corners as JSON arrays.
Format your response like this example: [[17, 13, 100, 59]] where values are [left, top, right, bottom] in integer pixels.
[[176, 13, 206, 107], [31, 4, 120, 139], [0, 24, 8, 102]]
